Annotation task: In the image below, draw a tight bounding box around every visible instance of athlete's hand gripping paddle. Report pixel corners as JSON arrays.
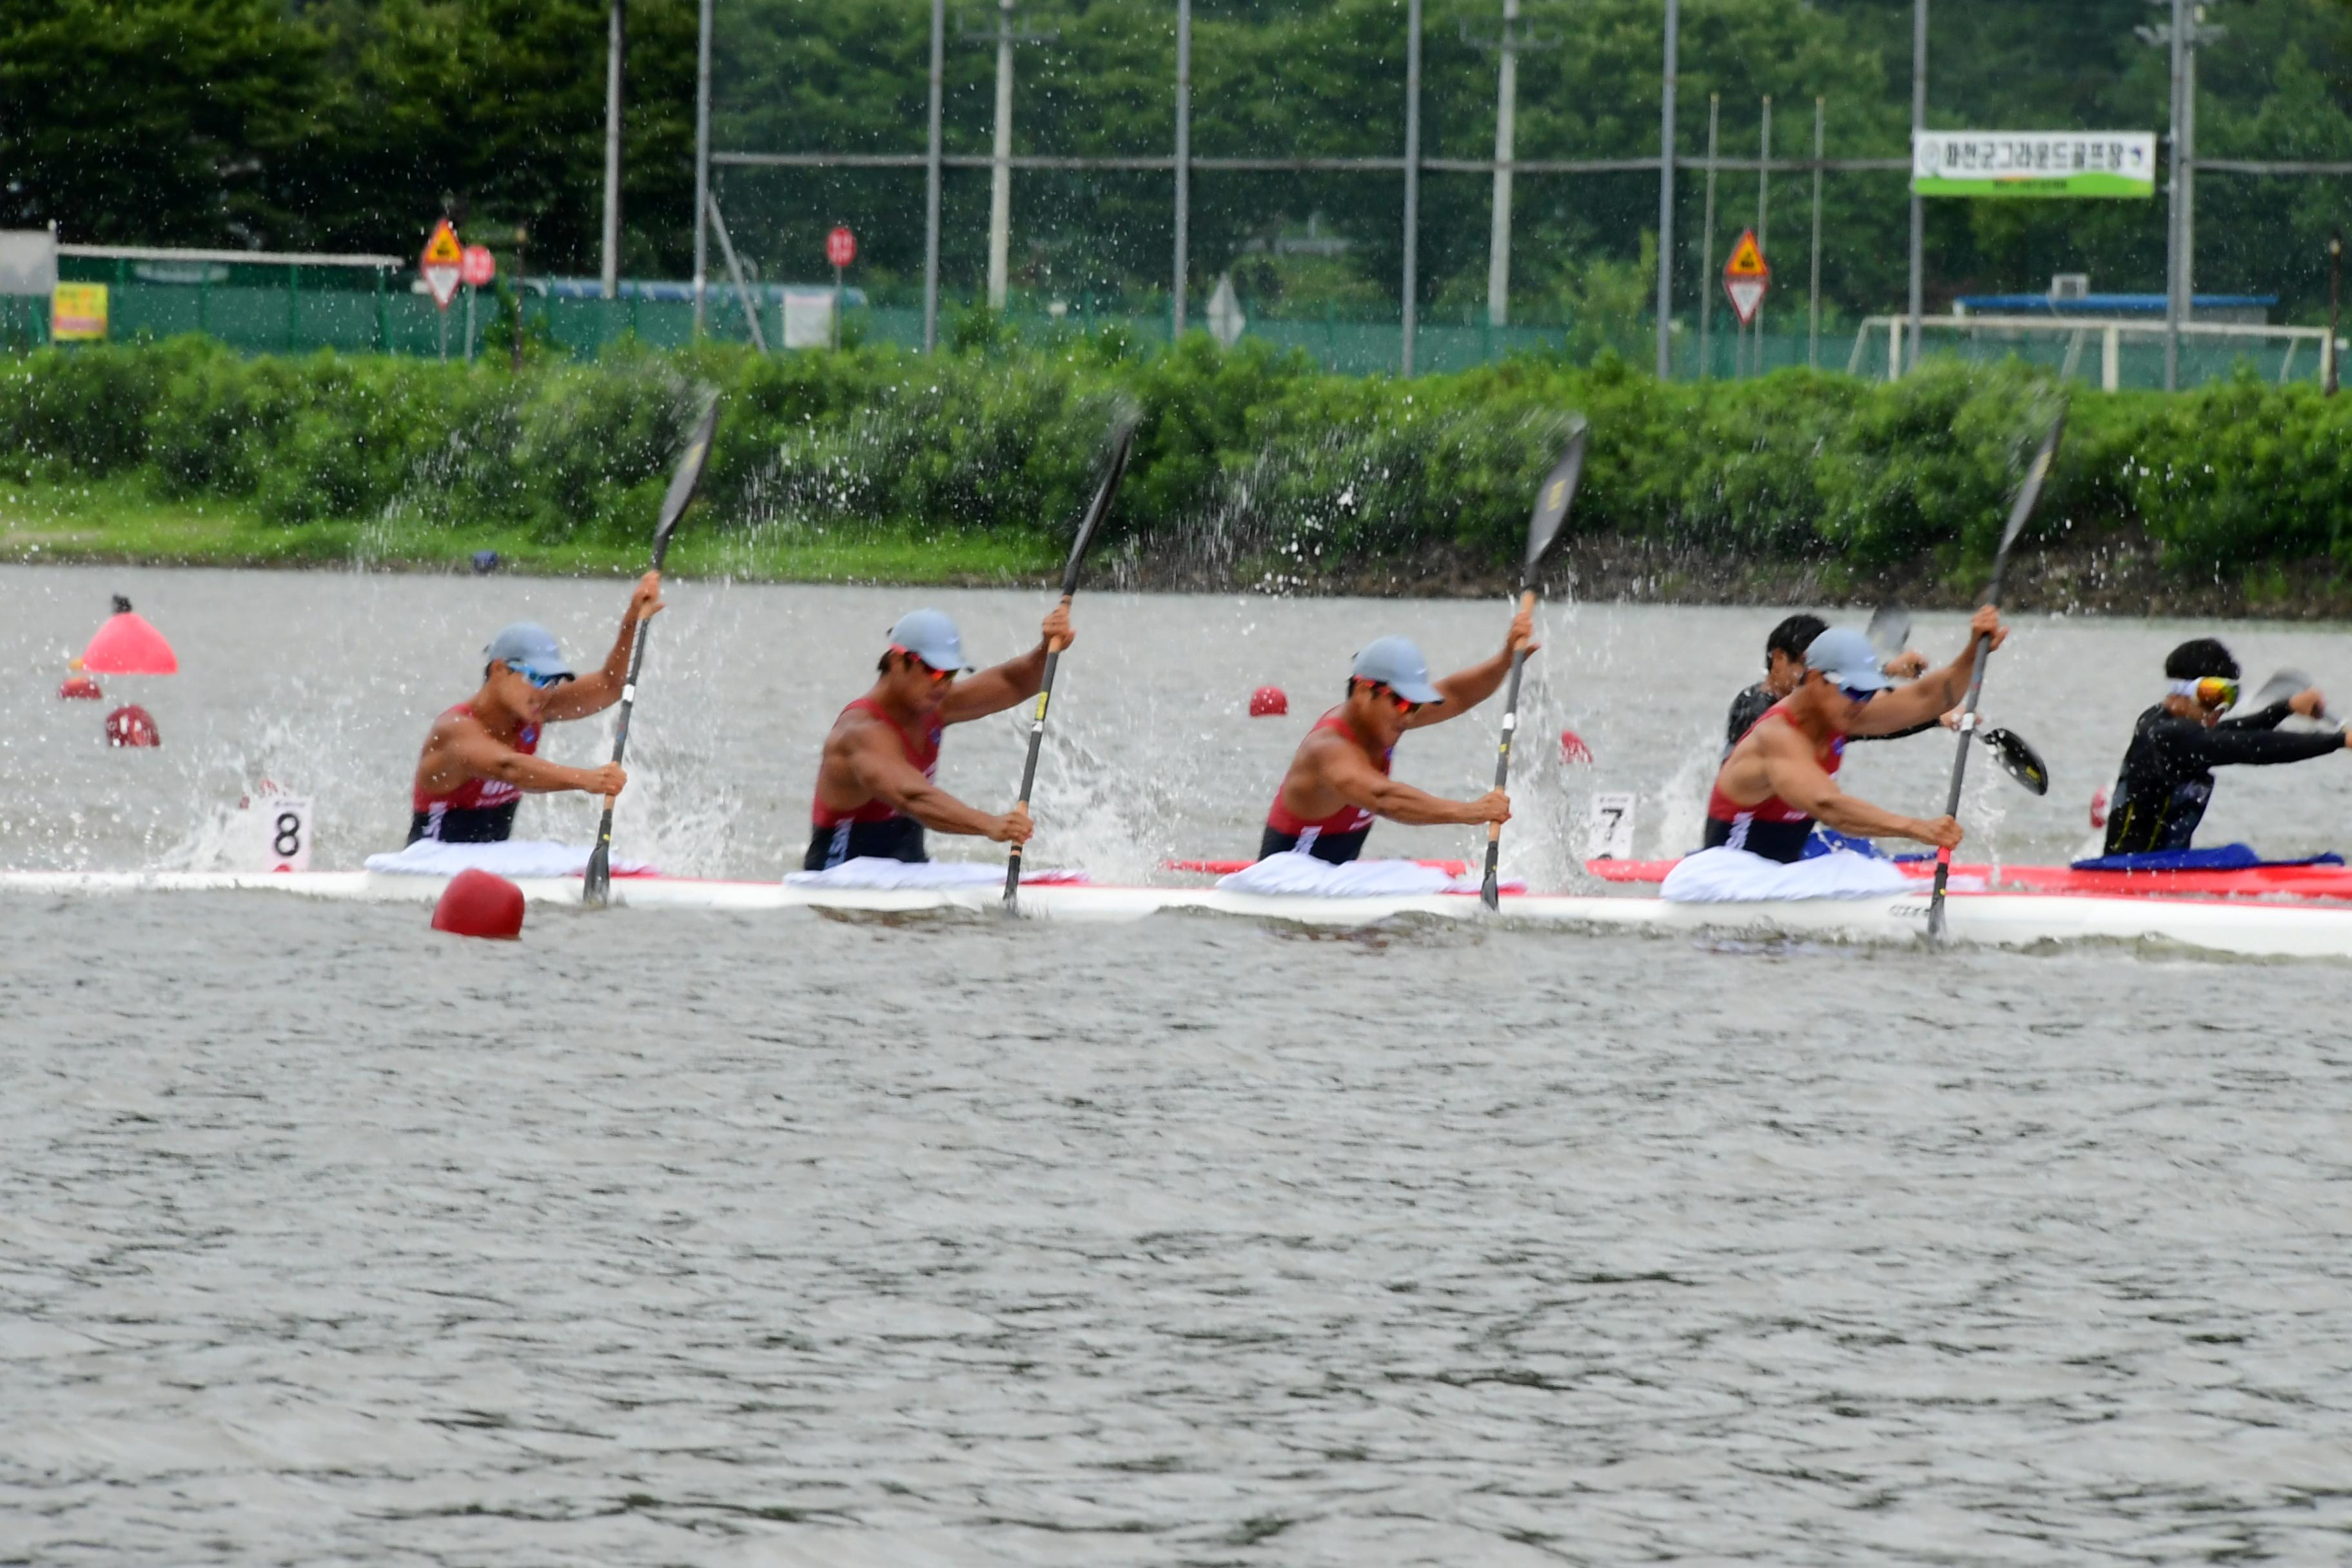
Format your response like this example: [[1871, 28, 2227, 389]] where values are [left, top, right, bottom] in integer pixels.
[[1002, 418, 1137, 912], [1480, 418, 1589, 912], [1928, 409, 2063, 941], [583, 395, 720, 910]]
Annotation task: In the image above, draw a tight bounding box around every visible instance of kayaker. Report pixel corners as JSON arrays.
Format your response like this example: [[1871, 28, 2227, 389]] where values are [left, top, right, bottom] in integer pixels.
[[2102, 639, 2348, 855], [1699, 611, 2008, 865], [805, 604, 1068, 870], [1724, 612, 1932, 754], [408, 573, 663, 844], [1257, 611, 1532, 865]]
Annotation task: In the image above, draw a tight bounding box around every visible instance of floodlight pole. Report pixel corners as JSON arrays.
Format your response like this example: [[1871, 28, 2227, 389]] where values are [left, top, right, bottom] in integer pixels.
[[1904, 0, 1925, 374], [1654, 0, 1678, 380], [692, 0, 712, 335], [923, 0, 943, 351], [1699, 94, 1718, 380], [1402, 0, 1424, 375], [1174, 0, 1191, 336], [601, 0, 624, 300], [1809, 95, 1824, 369], [2329, 234, 2342, 397], [1487, 0, 1520, 328], [989, 0, 1015, 309], [1754, 94, 1770, 373], [2164, 0, 2185, 389]]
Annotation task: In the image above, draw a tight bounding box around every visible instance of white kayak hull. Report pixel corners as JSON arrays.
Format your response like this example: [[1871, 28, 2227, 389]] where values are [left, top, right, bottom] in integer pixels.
[[5, 870, 2351, 959]]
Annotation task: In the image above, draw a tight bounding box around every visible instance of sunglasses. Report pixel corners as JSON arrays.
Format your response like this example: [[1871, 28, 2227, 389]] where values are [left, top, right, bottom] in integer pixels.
[[891, 645, 957, 682], [1839, 684, 1878, 705], [506, 663, 573, 690], [2186, 676, 2239, 711], [1366, 682, 1421, 717]]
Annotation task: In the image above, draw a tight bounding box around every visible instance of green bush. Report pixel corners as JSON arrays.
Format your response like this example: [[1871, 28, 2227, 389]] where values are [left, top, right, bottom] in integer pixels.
[[1, 334, 2339, 584]]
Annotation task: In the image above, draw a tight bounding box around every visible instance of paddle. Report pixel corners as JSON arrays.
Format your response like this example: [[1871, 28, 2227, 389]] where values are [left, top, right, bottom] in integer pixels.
[[1928, 409, 2064, 940], [2251, 667, 2331, 722], [582, 395, 721, 910], [1480, 417, 1590, 911], [1003, 418, 1138, 912], [1868, 596, 2049, 796]]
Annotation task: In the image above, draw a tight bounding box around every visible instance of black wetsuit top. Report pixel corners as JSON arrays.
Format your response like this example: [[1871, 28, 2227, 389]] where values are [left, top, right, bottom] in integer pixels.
[[2103, 700, 2341, 854]]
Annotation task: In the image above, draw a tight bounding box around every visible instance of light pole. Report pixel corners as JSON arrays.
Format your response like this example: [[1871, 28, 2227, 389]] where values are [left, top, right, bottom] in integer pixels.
[[2330, 234, 2342, 397], [601, 0, 624, 300], [1904, 0, 1926, 374], [1654, 0, 1678, 379]]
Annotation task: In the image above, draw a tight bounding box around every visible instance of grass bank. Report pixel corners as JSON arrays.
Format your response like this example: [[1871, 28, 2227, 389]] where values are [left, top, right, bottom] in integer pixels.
[[6, 335, 2352, 614]]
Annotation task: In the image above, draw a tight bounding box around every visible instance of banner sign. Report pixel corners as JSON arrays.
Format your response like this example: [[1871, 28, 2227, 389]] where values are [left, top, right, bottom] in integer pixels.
[[51, 282, 108, 340], [1913, 132, 2156, 198]]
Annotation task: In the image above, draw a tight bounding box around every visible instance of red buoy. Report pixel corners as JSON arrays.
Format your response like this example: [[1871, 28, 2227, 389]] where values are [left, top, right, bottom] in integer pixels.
[[1559, 729, 1593, 764], [103, 705, 160, 747], [1249, 685, 1289, 717], [432, 868, 526, 940], [2090, 787, 2109, 830], [83, 598, 178, 676], [58, 674, 103, 700]]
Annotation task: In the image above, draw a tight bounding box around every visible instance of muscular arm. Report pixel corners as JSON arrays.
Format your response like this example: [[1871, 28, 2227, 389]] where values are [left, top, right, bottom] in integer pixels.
[[840, 724, 1010, 837], [2217, 699, 2294, 734], [1752, 725, 1946, 845], [938, 642, 1048, 723], [427, 716, 614, 796], [544, 573, 663, 721], [2189, 720, 2347, 768], [1404, 645, 1516, 730], [1308, 733, 1500, 826]]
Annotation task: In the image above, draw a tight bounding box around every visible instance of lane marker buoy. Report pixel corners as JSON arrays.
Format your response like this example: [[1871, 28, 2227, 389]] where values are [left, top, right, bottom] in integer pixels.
[[2090, 787, 2109, 830], [103, 705, 160, 748], [432, 868, 525, 939], [1249, 685, 1288, 717], [58, 659, 103, 700], [1559, 729, 1593, 763]]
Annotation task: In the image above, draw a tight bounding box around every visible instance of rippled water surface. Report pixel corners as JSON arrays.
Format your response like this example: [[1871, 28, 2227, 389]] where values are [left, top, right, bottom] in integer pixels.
[[5, 567, 2352, 1562]]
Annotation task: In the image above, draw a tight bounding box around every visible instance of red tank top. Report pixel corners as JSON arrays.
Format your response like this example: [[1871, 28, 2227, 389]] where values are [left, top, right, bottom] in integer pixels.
[[1266, 709, 1393, 837], [413, 703, 539, 811], [812, 697, 943, 826], [1705, 700, 1844, 829]]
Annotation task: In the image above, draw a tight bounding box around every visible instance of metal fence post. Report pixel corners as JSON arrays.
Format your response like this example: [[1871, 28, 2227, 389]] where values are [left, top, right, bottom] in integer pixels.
[[1808, 96, 1823, 370], [286, 262, 299, 353], [924, 0, 943, 351], [1654, 0, 1678, 379], [1174, 0, 1191, 337], [1401, 0, 1424, 376], [692, 0, 713, 336], [1754, 95, 1770, 373], [1905, 0, 1926, 373], [1699, 93, 1718, 380]]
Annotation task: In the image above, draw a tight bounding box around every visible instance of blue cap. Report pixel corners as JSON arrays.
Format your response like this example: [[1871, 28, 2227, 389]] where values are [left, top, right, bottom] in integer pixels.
[[887, 608, 970, 672], [482, 622, 573, 680], [1351, 636, 1446, 704], [1803, 627, 1895, 692]]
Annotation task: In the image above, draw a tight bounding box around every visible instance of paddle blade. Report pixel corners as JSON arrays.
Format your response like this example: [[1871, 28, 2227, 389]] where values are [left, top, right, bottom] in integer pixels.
[[1992, 409, 2065, 571], [1980, 726, 2050, 796], [1060, 418, 1137, 594], [654, 395, 721, 556], [2251, 667, 2314, 715], [1866, 602, 1912, 662], [1523, 416, 1589, 580]]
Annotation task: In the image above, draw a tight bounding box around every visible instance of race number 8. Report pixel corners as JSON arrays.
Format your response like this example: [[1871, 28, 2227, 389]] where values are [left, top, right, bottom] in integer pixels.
[[257, 796, 313, 871]]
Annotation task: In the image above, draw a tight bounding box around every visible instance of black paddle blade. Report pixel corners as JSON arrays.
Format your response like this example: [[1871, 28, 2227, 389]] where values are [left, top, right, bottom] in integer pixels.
[[1981, 726, 2050, 796], [1060, 418, 1137, 593], [1993, 410, 2065, 565], [1866, 602, 1912, 662], [1523, 416, 1589, 580], [654, 395, 721, 557]]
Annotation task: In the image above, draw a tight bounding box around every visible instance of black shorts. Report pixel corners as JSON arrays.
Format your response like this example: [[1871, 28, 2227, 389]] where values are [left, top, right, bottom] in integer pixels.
[[1257, 824, 1371, 866], [409, 800, 520, 845], [805, 815, 929, 871], [1701, 812, 1811, 864]]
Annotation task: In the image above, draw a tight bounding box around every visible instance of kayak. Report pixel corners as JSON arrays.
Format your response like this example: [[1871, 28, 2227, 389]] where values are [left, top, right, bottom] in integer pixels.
[[1585, 857, 2352, 902], [8, 869, 2352, 960]]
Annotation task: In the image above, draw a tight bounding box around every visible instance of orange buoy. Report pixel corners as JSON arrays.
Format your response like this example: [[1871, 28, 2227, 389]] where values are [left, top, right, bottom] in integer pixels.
[[431, 868, 526, 939], [103, 705, 161, 748], [83, 596, 178, 676], [1559, 729, 1593, 763], [58, 669, 103, 700], [2090, 787, 2109, 830], [1249, 685, 1288, 717]]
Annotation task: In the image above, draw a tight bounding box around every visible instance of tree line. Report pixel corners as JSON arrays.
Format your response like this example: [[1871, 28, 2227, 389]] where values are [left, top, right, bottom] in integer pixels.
[[4, 0, 2351, 323]]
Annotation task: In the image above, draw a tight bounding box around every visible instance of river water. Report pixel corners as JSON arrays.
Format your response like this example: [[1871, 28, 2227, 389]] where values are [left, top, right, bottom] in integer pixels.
[[5, 565, 2352, 1562]]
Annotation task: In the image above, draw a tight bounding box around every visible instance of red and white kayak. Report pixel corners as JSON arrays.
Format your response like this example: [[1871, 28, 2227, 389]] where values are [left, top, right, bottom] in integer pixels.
[[1585, 857, 2352, 903], [8, 868, 2352, 961]]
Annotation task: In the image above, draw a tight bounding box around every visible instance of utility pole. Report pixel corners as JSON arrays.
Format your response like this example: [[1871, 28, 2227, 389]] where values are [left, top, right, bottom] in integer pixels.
[[2330, 233, 2342, 397], [1699, 93, 1718, 379], [966, 0, 1052, 313], [1654, 0, 1678, 379], [1466, 0, 1553, 329], [923, 0, 943, 351], [1754, 94, 1770, 375], [601, 0, 624, 300], [2164, 0, 2185, 389], [1905, 0, 1926, 373], [1808, 96, 1824, 370], [691, 0, 712, 335], [1175, 0, 1191, 335], [1401, 0, 1424, 375]]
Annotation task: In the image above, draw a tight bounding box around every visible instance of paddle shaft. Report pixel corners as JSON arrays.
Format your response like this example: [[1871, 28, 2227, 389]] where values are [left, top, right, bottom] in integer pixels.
[[1001, 600, 1072, 906], [1479, 589, 1536, 910], [583, 548, 673, 907]]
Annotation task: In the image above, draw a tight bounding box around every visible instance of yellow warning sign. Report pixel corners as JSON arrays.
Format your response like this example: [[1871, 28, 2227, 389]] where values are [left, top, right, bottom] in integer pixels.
[[421, 220, 462, 266], [1723, 228, 1770, 280]]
